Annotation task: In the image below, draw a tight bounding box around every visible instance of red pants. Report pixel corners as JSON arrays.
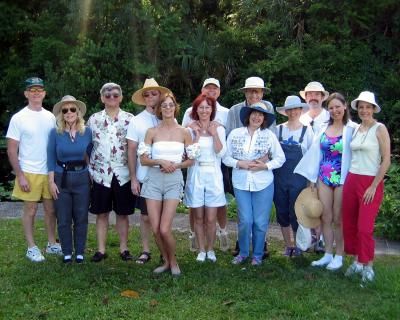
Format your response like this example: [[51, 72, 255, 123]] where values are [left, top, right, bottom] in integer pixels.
[[342, 172, 384, 264]]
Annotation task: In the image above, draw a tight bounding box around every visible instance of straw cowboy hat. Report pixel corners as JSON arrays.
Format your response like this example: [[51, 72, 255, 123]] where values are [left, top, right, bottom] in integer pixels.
[[131, 78, 171, 106], [240, 77, 266, 91], [299, 81, 329, 101], [53, 95, 87, 117], [276, 95, 309, 116], [295, 187, 323, 228], [351, 91, 381, 113], [240, 101, 276, 128]]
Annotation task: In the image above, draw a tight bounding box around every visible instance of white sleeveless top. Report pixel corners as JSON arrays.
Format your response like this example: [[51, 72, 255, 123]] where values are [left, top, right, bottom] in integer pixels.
[[152, 141, 185, 163], [349, 122, 382, 176]]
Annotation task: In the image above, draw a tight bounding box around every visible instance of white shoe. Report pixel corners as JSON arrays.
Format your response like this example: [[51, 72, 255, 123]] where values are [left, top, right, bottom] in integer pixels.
[[218, 229, 230, 252], [326, 255, 343, 271], [206, 250, 217, 263], [345, 262, 363, 277], [26, 246, 45, 262], [196, 251, 206, 262], [45, 242, 63, 255], [189, 232, 197, 252], [311, 253, 333, 267], [361, 266, 375, 283]]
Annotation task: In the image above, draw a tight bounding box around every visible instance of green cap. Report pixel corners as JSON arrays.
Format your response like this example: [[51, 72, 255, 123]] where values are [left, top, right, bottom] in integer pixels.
[[25, 77, 44, 89]]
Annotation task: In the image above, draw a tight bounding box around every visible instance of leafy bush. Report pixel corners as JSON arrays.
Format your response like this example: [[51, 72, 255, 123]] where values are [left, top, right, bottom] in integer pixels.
[[375, 163, 400, 240]]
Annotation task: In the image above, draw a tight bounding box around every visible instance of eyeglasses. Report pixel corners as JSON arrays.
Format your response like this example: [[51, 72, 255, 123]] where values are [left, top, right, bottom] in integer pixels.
[[143, 91, 159, 98], [161, 103, 175, 109], [62, 107, 77, 114], [198, 106, 212, 111], [27, 88, 45, 93], [104, 93, 121, 99]]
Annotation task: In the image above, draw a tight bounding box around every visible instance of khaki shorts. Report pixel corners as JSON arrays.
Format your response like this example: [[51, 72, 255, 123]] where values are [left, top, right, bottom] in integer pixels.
[[141, 167, 184, 201], [12, 172, 52, 201]]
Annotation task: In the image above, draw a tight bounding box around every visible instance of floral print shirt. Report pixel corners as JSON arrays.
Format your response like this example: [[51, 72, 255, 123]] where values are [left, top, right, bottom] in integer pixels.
[[87, 109, 133, 187], [319, 133, 343, 187]]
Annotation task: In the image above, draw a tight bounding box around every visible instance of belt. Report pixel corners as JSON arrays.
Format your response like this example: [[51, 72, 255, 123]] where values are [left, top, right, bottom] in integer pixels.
[[198, 161, 214, 167], [57, 160, 87, 188]]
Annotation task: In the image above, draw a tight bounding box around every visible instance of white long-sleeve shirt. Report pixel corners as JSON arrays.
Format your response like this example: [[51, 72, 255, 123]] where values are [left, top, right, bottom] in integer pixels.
[[223, 127, 285, 191]]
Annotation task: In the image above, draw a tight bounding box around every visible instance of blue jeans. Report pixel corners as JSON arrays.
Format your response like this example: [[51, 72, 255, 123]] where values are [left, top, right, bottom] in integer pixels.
[[234, 183, 274, 260]]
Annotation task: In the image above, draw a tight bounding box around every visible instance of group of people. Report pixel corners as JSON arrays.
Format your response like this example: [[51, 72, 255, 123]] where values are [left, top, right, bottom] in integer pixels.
[[6, 75, 390, 284]]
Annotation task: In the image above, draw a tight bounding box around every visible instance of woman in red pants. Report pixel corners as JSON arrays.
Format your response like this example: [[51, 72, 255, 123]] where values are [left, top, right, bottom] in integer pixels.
[[342, 91, 391, 285]]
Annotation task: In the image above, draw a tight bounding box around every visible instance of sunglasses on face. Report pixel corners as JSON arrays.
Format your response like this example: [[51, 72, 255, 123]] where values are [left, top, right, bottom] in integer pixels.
[[27, 88, 45, 93], [62, 107, 77, 114], [104, 93, 121, 99], [143, 91, 159, 98]]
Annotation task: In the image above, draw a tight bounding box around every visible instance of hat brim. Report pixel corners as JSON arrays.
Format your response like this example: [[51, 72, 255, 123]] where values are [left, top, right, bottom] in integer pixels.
[[131, 86, 171, 106], [239, 105, 276, 127], [294, 187, 322, 228], [240, 86, 266, 91], [299, 90, 329, 101], [53, 100, 87, 117], [351, 99, 381, 113], [276, 103, 309, 116]]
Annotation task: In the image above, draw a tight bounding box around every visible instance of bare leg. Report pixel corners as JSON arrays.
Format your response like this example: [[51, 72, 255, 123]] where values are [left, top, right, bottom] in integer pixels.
[[159, 199, 180, 268], [146, 199, 168, 266], [42, 199, 57, 244], [216, 205, 227, 229], [205, 207, 217, 251], [189, 208, 195, 232], [116, 214, 129, 253], [333, 186, 344, 255], [318, 183, 334, 254], [140, 214, 151, 253], [193, 207, 206, 252], [96, 213, 109, 253], [22, 201, 38, 247]]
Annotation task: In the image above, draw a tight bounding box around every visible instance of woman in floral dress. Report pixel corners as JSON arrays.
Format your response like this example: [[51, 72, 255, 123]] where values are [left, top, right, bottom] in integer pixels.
[[295, 93, 357, 270]]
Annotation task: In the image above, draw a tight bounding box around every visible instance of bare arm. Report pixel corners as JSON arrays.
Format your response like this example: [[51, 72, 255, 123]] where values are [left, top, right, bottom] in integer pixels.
[[7, 138, 30, 192], [127, 139, 140, 195], [363, 124, 391, 204], [47, 171, 59, 199]]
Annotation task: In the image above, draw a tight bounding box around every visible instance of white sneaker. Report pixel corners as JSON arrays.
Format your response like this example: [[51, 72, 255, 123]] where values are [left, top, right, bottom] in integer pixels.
[[26, 246, 45, 262], [189, 232, 197, 252], [311, 253, 333, 267], [45, 242, 63, 255], [361, 266, 375, 283], [345, 262, 363, 277], [218, 229, 230, 252], [326, 255, 343, 271], [206, 250, 217, 263], [196, 251, 206, 262]]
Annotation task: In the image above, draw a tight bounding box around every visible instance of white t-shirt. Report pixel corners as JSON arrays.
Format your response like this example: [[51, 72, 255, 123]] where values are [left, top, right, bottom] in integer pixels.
[[6, 106, 56, 174], [126, 109, 160, 182], [181, 102, 229, 127], [299, 108, 330, 134], [275, 123, 314, 155]]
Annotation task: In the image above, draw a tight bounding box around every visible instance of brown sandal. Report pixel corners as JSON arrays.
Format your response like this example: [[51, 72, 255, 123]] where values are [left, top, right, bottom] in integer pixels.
[[135, 251, 151, 264]]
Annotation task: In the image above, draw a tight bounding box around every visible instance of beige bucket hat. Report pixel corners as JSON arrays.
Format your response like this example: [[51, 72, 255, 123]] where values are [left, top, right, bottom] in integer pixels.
[[295, 187, 323, 228], [131, 78, 171, 106], [53, 95, 86, 117]]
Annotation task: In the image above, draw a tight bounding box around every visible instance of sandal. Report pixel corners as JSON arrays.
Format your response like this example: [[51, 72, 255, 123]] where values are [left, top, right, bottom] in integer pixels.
[[135, 251, 151, 264]]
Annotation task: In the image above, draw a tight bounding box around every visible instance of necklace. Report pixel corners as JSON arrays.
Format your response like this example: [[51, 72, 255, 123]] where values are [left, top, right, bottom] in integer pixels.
[[198, 121, 210, 134], [358, 121, 376, 144]]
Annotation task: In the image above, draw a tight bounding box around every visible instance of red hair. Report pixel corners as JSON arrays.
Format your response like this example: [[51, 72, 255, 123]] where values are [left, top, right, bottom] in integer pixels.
[[190, 94, 216, 121]]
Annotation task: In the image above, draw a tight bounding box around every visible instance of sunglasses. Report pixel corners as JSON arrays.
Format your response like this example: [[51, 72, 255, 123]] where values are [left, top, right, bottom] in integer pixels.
[[62, 107, 77, 114], [27, 88, 45, 93], [104, 93, 121, 99], [143, 91, 159, 98]]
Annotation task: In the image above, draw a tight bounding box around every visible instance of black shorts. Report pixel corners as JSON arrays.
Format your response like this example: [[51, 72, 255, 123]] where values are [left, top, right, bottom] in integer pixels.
[[136, 183, 148, 215], [221, 163, 233, 195], [90, 175, 136, 215]]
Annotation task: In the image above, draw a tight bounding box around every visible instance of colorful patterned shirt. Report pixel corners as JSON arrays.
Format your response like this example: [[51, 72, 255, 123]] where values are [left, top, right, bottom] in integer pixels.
[[319, 133, 343, 187], [87, 109, 133, 187]]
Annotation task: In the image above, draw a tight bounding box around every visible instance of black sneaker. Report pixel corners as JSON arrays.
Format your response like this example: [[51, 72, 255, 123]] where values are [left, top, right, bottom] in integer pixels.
[[91, 251, 107, 262], [120, 250, 133, 261], [262, 241, 270, 260], [232, 240, 240, 257]]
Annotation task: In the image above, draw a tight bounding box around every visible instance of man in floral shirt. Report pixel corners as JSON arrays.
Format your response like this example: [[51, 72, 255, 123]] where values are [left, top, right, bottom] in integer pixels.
[[88, 83, 136, 262]]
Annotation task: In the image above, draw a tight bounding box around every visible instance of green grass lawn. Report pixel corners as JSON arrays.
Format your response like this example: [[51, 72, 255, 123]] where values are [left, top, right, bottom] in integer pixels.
[[1, 219, 399, 320]]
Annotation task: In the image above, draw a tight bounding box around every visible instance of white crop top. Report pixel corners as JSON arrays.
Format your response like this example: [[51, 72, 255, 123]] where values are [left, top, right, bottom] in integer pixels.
[[152, 141, 185, 163]]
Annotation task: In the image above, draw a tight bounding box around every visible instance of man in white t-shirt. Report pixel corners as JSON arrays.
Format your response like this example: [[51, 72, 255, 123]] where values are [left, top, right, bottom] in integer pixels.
[[181, 78, 231, 252], [299, 81, 330, 133], [127, 78, 170, 264], [6, 77, 62, 262]]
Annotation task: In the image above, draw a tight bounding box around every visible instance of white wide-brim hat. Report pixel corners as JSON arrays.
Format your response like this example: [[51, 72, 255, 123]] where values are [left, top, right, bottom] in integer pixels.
[[131, 78, 171, 106], [299, 81, 329, 101], [350, 91, 381, 113], [295, 187, 323, 228], [276, 95, 309, 116], [240, 76, 266, 91], [53, 95, 86, 116]]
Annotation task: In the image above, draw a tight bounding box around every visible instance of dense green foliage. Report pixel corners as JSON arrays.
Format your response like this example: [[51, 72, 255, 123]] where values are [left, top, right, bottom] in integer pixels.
[[1, 0, 399, 146], [1, 219, 399, 319]]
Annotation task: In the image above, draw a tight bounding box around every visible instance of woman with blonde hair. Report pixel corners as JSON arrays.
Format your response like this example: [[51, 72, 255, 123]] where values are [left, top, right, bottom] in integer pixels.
[[47, 95, 92, 263]]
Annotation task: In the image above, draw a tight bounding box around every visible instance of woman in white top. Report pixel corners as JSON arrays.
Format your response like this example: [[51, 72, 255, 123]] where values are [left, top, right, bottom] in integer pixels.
[[139, 92, 198, 276], [223, 102, 285, 266], [295, 93, 357, 270], [342, 91, 390, 284], [184, 94, 227, 263]]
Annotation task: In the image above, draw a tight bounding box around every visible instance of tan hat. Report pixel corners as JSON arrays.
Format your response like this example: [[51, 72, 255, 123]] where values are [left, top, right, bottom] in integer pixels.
[[299, 81, 329, 101], [53, 95, 86, 117], [295, 187, 323, 228], [131, 78, 171, 106], [240, 77, 266, 90]]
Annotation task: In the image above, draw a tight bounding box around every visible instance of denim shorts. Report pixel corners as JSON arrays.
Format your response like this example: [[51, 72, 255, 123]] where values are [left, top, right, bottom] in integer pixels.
[[141, 167, 184, 201]]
